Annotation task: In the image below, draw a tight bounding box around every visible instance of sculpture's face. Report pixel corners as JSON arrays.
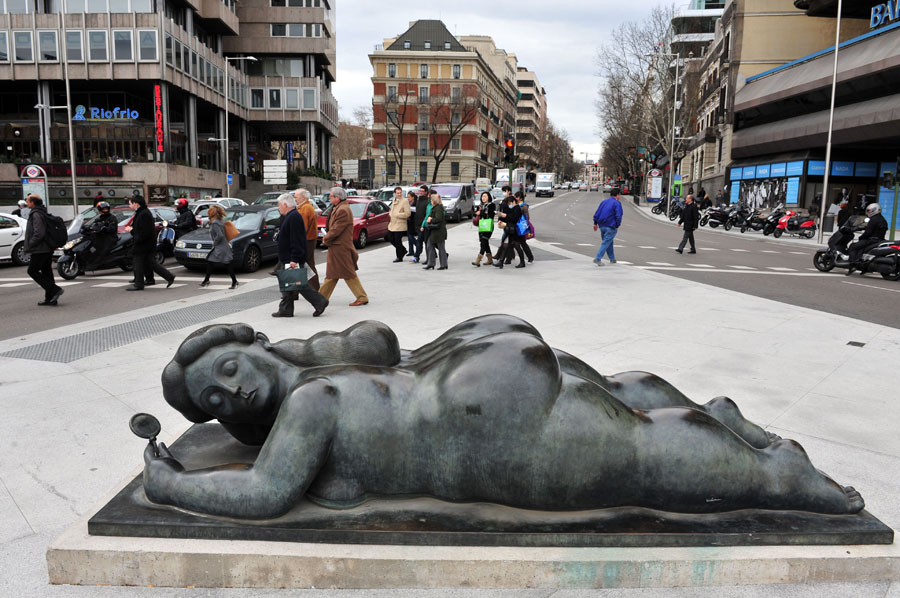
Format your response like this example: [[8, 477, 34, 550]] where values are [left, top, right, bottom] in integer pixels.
[[184, 343, 280, 422]]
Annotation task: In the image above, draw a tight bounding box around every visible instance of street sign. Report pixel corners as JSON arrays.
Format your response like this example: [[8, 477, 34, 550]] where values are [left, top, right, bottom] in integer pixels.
[[263, 160, 287, 167], [382, 170, 386, 175], [649, 169, 662, 177], [263, 178, 287, 185], [413, 171, 418, 177], [286, 142, 293, 164], [264, 167, 288, 175], [648, 176, 663, 200], [227, 174, 233, 185]]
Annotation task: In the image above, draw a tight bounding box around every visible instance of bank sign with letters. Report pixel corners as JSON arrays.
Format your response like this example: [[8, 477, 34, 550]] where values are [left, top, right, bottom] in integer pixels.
[[871, 1, 900, 28]]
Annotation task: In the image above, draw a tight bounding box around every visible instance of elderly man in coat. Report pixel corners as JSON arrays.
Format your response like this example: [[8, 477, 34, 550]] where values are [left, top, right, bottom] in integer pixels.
[[319, 187, 369, 306]]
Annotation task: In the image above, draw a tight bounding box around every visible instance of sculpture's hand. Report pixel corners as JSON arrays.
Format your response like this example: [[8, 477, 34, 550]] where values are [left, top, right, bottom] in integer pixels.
[[142, 442, 185, 504]]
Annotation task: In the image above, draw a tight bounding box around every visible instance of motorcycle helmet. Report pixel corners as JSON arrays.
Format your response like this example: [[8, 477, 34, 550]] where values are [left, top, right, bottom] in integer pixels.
[[175, 198, 189, 209], [866, 203, 881, 216], [17, 199, 27, 208], [97, 201, 110, 213]]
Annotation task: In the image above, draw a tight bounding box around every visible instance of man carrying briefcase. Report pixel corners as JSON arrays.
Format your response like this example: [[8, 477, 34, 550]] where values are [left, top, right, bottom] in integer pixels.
[[273, 194, 328, 318]]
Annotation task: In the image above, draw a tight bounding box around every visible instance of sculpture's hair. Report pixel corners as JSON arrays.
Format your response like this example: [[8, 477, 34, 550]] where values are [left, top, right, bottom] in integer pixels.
[[161, 323, 257, 423]]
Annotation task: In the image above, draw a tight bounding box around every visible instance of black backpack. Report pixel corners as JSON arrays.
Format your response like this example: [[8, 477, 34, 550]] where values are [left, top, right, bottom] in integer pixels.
[[43, 212, 69, 249]]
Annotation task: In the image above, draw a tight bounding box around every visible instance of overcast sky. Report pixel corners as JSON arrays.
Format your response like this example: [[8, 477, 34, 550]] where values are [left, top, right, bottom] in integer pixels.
[[331, 1, 651, 163]]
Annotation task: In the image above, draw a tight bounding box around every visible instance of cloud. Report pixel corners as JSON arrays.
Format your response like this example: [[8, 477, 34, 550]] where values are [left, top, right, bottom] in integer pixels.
[[333, 1, 650, 162]]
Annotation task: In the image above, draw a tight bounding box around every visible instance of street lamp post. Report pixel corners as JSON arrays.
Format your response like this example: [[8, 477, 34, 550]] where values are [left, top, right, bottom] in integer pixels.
[[223, 56, 257, 197], [648, 50, 685, 220], [817, 0, 843, 243], [36, 103, 78, 218]]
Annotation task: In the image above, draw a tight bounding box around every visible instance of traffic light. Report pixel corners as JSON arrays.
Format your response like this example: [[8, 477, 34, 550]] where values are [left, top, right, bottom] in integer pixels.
[[504, 139, 515, 164]]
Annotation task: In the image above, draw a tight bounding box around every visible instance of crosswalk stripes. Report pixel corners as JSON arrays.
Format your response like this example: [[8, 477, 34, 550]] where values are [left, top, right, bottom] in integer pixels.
[[0, 282, 30, 288], [729, 248, 750, 252], [687, 264, 715, 268], [728, 265, 757, 270], [646, 262, 674, 266], [760, 250, 780, 254], [766, 267, 796, 271]]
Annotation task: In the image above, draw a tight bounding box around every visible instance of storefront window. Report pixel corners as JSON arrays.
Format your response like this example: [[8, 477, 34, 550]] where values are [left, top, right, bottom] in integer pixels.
[[139, 30, 157, 61], [38, 31, 58, 62], [88, 30, 107, 62], [113, 30, 132, 61], [14, 31, 33, 63], [66, 31, 83, 62]]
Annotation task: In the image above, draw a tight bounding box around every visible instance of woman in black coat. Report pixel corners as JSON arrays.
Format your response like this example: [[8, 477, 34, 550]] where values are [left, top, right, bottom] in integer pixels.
[[472, 191, 495, 267], [125, 196, 175, 291], [493, 195, 526, 269]]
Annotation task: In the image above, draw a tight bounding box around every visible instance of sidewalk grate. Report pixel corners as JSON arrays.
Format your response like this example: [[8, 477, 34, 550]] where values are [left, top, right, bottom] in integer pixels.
[[0, 288, 276, 364]]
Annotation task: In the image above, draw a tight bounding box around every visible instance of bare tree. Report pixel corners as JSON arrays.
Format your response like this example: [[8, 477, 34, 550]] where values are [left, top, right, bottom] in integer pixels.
[[428, 84, 480, 183], [379, 83, 415, 184], [331, 118, 370, 178], [595, 4, 699, 185], [352, 105, 372, 129]]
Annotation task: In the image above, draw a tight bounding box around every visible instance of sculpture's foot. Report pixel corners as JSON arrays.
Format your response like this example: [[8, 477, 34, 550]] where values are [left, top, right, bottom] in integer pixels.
[[704, 396, 771, 449], [766, 439, 865, 514]]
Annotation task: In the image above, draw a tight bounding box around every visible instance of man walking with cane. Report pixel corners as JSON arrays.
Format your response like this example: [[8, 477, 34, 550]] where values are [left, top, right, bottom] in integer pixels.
[[676, 194, 700, 254]]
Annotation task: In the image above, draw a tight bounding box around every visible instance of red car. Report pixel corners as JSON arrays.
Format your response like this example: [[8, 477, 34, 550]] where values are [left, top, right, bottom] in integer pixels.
[[316, 198, 390, 249]]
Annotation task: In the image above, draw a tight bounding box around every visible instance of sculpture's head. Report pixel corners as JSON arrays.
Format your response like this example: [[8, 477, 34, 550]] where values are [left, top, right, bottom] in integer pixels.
[[162, 324, 283, 424]]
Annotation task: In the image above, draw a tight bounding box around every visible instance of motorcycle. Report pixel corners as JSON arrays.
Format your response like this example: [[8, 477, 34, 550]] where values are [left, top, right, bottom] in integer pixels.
[[773, 209, 817, 239], [700, 205, 730, 228], [813, 219, 900, 280], [739, 209, 765, 233], [761, 203, 786, 236], [667, 198, 684, 222], [651, 196, 668, 215], [57, 229, 166, 280], [724, 204, 751, 231]]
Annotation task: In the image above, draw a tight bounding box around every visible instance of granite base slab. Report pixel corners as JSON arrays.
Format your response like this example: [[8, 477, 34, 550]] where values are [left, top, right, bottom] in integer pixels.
[[87, 423, 894, 548]]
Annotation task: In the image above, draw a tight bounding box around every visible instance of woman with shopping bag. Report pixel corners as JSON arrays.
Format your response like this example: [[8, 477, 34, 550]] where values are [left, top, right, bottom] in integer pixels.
[[472, 191, 496, 267]]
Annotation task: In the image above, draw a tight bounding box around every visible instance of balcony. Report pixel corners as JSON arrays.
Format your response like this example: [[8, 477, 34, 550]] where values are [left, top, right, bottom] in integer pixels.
[[418, 123, 430, 131], [480, 129, 489, 138], [418, 149, 428, 156]]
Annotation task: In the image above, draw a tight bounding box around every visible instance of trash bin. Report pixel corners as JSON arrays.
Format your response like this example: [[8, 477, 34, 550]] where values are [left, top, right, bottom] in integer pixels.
[[823, 214, 835, 233]]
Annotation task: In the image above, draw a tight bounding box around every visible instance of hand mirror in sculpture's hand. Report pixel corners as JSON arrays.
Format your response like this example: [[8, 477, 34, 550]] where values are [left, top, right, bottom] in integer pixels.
[[129, 413, 161, 457]]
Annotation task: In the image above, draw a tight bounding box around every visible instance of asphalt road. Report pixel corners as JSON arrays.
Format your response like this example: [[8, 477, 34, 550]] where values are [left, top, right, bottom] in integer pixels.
[[531, 189, 900, 329]]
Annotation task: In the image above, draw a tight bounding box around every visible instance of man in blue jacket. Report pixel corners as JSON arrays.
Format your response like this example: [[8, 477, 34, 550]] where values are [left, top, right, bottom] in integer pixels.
[[592, 187, 623, 266]]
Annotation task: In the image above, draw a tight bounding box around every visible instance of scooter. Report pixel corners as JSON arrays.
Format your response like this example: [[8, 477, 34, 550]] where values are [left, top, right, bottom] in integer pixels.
[[739, 209, 765, 233], [724, 204, 751, 231], [700, 205, 730, 228], [57, 232, 140, 280], [773, 209, 817, 239], [761, 204, 786, 236], [812, 219, 900, 280]]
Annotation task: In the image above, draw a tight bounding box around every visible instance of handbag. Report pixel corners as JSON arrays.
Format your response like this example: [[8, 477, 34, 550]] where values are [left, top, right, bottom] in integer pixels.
[[276, 266, 308, 292], [224, 220, 240, 241], [525, 221, 535, 240], [515, 214, 529, 236], [478, 217, 494, 233]]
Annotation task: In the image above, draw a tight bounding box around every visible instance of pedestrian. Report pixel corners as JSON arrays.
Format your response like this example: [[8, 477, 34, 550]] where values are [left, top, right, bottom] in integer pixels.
[[422, 192, 448, 270], [592, 187, 623, 266], [513, 191, 534, 264], [295, 188, 321, 291], [12, 199, 28, 219], [412, 185, 430, 263], [319, 187, 369, 306], [493, 191, 526, 269], [388, 186, 411, 262], [472, 191, 495, 267], [675, 194, 700, 254], [406, 190, 422, 259], [809, 196, 821, 223], [492, 185, 513, 262], [23, 194, 64, 306], [199, 205, 238, 289], [272, 193, 328, 317], [124, 196, 175, 291]]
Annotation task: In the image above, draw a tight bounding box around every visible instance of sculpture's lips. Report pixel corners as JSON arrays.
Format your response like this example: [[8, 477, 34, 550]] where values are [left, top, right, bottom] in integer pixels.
[[245, 389, 257, 404]]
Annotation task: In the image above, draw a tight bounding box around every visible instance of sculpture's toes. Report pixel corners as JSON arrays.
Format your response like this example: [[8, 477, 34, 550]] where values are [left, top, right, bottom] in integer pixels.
[[843, 486, 865, 513], [765, 430, 782, 444]]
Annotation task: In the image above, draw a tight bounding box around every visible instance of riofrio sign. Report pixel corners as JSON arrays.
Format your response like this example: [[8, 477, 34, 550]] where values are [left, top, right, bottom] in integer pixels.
[[870, 2, 900, 28], [72, 105, 140, 121]]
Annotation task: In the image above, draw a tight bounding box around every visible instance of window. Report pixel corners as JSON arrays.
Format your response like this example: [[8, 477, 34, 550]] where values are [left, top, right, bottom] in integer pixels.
[[65, 0, 85, 11], [6, 0, 32, 12], [452, 64, 460, 79], [265, 208, 282, 227], [285, 88, 299, 109], [13, 31, 33, 62], [174, 40, 182, 70], [444, 41, 451, 50], [387, 161, 396, 177], [419, 137, 428, 151], [132, 0, 152, 11], [0, 32, 7, 63], [109, 0, 128, 10], [86, 0, 105, 11], [312, 24, 322, 37], [112, 30, 132, 61], [288, 24, 305, 37], [386, 85, 397, 102], [450, 138, 460, 150], [419, 86, 428, 104], [250, 88, 264, 108], [420, 63, 428, 78], [424, 41, 431, 49], [138, 30, 157, 61], [387, 136, 396, 147], [418, 112, 428, 127], [451, 87, 460, 102], [302, 88, 316, 109], [38, 31, 58, 62], [387, 62, 396, 78], [271, 0, 285, 4], [451, 162, 459, 177], [271, 24, 286, 37], [269, 88, 281, 109], [419, 161, 427, 179], [403, 40, 410, 49], [451, 112, 460, 125], [191, 51, 197, 77]]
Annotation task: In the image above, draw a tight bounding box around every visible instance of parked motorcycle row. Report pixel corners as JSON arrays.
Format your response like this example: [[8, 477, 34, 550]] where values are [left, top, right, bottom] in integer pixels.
[[697, 203, 817, 238]]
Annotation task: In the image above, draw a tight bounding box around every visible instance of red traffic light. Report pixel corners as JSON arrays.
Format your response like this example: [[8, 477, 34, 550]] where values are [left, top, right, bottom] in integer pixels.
[[504, 139, 514, 149]]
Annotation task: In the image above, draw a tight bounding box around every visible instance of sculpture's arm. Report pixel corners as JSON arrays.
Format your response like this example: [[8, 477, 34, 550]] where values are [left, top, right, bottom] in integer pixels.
[[143, 379, 338, 519]]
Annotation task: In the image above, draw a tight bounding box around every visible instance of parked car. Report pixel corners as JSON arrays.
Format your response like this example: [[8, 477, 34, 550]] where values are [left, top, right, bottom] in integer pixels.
[[316, 198, 390, 249], [189, 198, 247, 224], [174, 205, 282, 272], [430, 183, 475, 221], [590, 184, 599, 192], [253, 191, 284, 205], [0, 212, 29, 266], [373, 186, 419, 204], [579, 183, 589, 192]]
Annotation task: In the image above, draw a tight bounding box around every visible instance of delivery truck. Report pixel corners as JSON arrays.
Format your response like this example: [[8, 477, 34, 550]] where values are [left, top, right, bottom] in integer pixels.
[[535, 173, 555, 197]]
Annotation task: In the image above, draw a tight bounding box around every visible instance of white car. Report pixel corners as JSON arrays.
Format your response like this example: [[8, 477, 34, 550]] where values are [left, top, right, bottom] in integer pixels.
[[0, 212, 30, 266], [190, 198, 247, 224]]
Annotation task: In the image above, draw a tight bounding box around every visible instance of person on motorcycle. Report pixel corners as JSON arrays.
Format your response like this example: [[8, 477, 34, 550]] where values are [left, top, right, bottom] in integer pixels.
[[168, 198, 197, 239], [12, 199, 29, 219], [846, 203, 888, 275], [82, 201, 118, 271]]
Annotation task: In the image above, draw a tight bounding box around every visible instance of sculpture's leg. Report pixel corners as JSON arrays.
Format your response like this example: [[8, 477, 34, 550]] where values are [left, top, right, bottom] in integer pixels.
[[628, 408, 863, 514]]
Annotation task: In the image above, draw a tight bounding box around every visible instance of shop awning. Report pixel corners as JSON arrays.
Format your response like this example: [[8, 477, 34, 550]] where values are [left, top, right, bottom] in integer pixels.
[[732, 92, 900, 158], [735, 27, 900, 111]]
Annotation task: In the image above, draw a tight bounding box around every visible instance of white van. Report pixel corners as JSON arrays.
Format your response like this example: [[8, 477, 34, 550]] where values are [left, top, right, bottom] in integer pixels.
[[475, 178, 492, 194]]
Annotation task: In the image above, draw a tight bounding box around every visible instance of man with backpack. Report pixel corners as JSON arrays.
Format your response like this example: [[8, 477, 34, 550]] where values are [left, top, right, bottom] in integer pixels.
[[24, 194, 65, 306]]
